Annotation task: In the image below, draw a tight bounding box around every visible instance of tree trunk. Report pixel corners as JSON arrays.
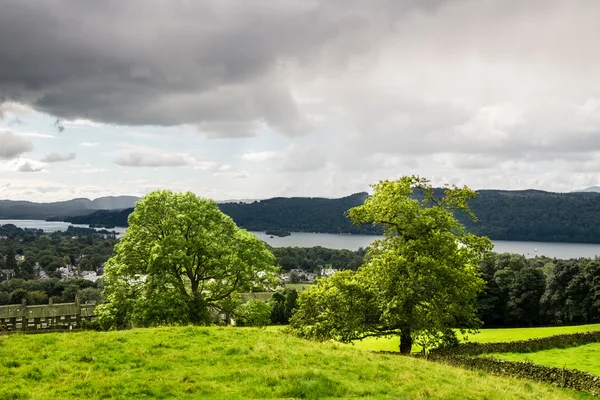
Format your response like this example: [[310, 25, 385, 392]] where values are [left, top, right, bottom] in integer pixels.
[[399, 328, 412, 354]]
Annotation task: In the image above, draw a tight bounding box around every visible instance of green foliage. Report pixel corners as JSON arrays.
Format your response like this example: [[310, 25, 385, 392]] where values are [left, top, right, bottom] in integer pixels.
[[291, 176, 493, 354], [272, 246, 366, 272], [27, 290, 48, 305], [269, 289, 298, 324], [5, 247, 16, 272], [236, 299, 272, 327], [98, 190, 279, 329], [478, 253, 547, 326], [76, 287, 102, 304]]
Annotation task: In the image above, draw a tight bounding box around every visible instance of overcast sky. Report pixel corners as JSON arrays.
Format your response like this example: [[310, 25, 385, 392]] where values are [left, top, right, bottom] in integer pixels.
[[1, 0, 600, 202]]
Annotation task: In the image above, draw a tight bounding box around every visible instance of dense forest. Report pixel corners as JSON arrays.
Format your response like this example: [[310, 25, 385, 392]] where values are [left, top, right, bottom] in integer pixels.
[[56, 189, 600, 243], [477, 253, 600, 327]]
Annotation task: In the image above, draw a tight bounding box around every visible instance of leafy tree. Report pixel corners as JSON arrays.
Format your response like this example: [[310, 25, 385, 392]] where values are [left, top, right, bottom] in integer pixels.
[[0, 291, 9, 305], [28, 290, 48, 305], [97, 190, 279, 329], [9, 288, 28, 304], [5, 247, 17, 272], [269, 292, 286, 324], [478, 253, 546, 326], [289, 270, 301, 283], [283, 289, 298, 322], [77, 287, 103, 304], [269, 289, 299, 324], [290, 176, 492, 354], [236, 299, 272, 327]]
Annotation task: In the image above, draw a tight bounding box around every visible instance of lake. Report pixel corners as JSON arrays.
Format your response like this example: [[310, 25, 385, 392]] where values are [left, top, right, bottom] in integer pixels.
[[253, 232, 600, 259], [2, 219, 600, 259], [0, 219, 127, 236]]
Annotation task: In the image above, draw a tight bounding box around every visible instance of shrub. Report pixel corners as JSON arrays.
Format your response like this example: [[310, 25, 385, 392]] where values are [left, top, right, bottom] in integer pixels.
[[236, 300, 272, 327]]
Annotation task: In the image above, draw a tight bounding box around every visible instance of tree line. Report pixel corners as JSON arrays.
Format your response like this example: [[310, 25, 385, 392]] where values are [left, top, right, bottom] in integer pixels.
[[0, 278, 102, 306]]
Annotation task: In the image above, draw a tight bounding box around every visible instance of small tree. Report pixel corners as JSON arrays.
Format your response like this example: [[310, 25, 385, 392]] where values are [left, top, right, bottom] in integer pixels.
[[290, 176, 492, 354]]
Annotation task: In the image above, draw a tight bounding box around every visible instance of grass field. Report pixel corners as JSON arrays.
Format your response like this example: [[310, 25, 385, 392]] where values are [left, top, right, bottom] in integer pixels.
[[488, 342, 600, 376], [0, 326, 592, 399], [284, 282, 314, 291], [350, 323, 600, 352]]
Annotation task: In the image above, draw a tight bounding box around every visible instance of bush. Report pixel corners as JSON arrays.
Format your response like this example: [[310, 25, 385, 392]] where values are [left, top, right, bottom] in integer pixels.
[[236, 300, 272, 327]]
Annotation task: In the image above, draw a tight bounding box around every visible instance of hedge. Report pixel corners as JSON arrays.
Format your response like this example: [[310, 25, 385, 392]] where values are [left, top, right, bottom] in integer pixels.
[[429, 330, 600, 357], [436, 355, 600, 396]]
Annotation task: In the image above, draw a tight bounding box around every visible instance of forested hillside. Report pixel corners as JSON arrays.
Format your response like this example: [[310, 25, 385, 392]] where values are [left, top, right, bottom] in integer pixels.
[[54, 190, 600, 243], [0, 196, 139, 219]]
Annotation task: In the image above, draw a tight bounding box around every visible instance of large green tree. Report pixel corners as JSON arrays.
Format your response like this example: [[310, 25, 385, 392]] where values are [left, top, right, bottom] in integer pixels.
[[290, 176, 492, 354], [97, 190, 279, 329]]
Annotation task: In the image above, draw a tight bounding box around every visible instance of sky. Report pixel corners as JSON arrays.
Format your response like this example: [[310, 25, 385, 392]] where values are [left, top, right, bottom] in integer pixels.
[[1, 0, 600, 202]]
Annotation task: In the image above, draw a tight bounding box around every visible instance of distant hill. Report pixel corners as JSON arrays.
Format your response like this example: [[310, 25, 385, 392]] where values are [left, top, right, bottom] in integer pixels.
[[0, 196, 140, 220], [580, 186, 600, 193], [54, 189, 600, 244], [59, 193, 380, 235]]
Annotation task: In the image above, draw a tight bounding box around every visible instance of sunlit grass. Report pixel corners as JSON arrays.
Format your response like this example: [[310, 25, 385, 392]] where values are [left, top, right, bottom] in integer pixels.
[[488, 342, 600, 376], [284, 283, 315, 291], [0, 326, 592, 399], [350, 323, 600, 353]]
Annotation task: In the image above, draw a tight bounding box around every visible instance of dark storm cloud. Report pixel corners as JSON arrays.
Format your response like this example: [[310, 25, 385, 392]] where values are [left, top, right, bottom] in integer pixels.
[[0, 0, 444, 138]]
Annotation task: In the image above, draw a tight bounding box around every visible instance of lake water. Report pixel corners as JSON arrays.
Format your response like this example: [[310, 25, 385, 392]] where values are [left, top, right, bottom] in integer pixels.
[[2, 219, 600, 259], [0, 219, 127, 236], [253, 232, 600, 259]]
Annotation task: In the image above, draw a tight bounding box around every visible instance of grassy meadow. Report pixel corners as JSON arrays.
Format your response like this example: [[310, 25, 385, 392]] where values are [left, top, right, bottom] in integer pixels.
[[284, 283, 315, 291], [489, 342, 600, 376], [0, 326, 593, 400], [350, 323, 600, 352]]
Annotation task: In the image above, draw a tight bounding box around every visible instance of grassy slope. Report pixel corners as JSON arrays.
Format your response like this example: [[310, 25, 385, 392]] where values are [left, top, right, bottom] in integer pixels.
[[351, 323, 600, 352], [489, 342, 600, 376], [0, 327, 592, 400]]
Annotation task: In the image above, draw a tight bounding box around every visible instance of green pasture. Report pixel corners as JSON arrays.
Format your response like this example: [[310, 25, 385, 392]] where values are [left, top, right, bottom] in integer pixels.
[[284, 282, 314, 291], [488, 342, 600, 376], [350, 323, 600, 353], [0, 326, 591, 399]]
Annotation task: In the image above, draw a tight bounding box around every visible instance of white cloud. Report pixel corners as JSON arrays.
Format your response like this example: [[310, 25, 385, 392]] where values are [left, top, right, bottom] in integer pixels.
[[116, 151, 192, 167], [81, 142, 100, 147], [242, 145, 327, 172], [81, 168, 107, 173], [0, 158, 46, 173], [241, 151, 279, 162], [15, 131, 56, 139]]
